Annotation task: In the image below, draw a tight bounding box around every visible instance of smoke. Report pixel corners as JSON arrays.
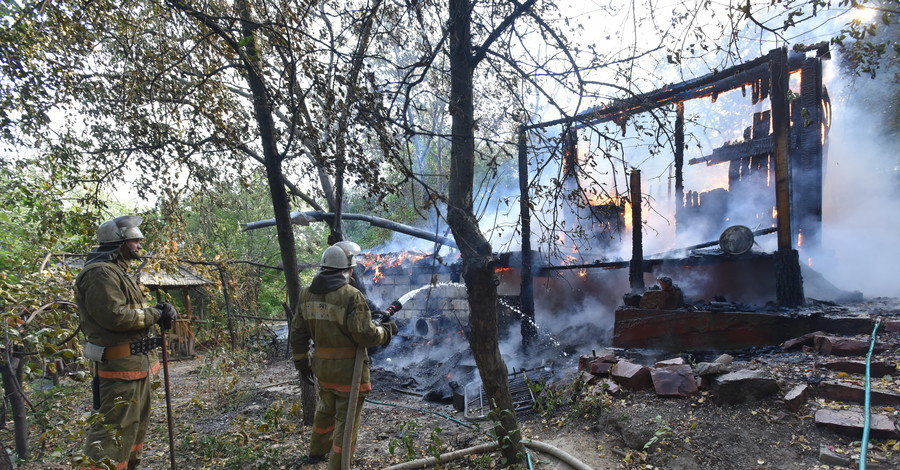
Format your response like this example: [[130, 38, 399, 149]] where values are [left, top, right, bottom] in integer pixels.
[[810, 58, 900, 298]]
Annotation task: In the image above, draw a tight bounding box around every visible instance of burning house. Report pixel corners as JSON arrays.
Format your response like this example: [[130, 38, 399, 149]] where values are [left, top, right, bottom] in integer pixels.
[[244, 45, 861, 404]]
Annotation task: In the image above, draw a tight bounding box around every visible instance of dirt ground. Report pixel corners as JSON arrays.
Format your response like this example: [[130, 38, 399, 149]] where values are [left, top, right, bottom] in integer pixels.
[[129, 327, 897, 470], [26, 299, 895, 470]]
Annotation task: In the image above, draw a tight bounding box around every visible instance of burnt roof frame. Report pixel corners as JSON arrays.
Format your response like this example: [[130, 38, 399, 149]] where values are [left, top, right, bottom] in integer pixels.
[[516, 45, 830, 343]]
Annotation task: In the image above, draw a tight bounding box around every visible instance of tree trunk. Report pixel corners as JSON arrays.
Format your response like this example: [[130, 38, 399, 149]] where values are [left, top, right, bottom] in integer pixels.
[[447, 0, 523, 465], [0, 355, 29, 460], [234, 0, 311, 421]]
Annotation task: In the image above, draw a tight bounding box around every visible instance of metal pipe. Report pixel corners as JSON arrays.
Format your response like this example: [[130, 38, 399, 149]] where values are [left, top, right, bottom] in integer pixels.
[[241, 211, 457, 249]]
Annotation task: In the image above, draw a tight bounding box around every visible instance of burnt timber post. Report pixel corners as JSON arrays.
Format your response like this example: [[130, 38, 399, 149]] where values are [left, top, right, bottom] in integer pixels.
[[674, 102, 685, 220], [769, 47, 805, 307], [794, 53, 826, 251], [629, 169, 645, 292], [517, 125, 537, 347]]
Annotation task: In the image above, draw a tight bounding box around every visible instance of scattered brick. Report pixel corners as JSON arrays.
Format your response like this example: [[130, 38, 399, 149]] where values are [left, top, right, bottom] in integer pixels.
[[651, 365, 698, 397]]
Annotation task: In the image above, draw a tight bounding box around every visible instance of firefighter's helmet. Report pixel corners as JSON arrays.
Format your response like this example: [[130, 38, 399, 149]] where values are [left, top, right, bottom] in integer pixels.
[[97, 215, 144, 244], [321, 245, 356, 269], [333, 240, 361, 257]]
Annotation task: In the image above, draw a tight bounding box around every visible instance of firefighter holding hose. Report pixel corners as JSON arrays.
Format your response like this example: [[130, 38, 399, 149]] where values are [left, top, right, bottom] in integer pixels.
[[74, 215, 177, 469], [291, 243, 398, 469]]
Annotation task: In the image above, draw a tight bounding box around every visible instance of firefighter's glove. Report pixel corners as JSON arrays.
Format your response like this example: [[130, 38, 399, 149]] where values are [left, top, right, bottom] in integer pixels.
[[372, 310, 390, 325], [294, 359, 315, 386], [381, 320, 399, 346], [155, 302, 177, 330]]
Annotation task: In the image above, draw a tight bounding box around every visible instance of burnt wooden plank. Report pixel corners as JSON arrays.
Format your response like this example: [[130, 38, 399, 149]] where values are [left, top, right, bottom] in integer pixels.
[[612, 308, 810, 351]]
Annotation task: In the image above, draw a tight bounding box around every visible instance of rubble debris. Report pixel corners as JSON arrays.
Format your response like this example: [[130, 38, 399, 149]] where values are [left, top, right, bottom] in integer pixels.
[[713, 354, 734, 365], [816, 380, 900, 406], [782, 331, 828, 351], [813, 335, 889, 356], [783, 384, 809, 412], [811, 314, 879, 336], [712, 369, 779, 405], [650, 364, 699, 397], [463, 367, 550, 419], [589, 361, 614, 376], [695, 361, 731, 376], [818, 443, 852, 467], [884, 319, 900, 334], [611, 360, 652, 391], [822, 359, 897, 377], [639, 277, 685, 309], [814, 409, 899, 438], [614, 307, 808, 351], [653, 357, 686, 367]]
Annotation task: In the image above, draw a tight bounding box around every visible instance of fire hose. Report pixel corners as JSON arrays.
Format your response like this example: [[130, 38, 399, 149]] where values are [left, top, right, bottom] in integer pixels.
[[381, 438, 592, 470], [341, 299, 404, 470], [860, 318, 882, 470]]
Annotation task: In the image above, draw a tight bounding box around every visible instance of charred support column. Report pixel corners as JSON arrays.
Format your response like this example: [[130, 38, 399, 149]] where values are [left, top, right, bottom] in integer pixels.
[[629, 170, 645, 292], [674, 103, 685, 230], [517, 126, 537, 347], [770, 47, 805, 307], [795, 56, 825, 251]]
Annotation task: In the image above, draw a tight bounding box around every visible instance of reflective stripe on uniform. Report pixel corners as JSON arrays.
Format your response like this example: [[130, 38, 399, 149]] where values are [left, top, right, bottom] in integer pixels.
[[318, 379, 372, 393], [312, 423, 335, 435], [313, 346, 357, 359], [301, 300, 347, 326], [125, 301, 152, 329], [96, 361, 160, 380]]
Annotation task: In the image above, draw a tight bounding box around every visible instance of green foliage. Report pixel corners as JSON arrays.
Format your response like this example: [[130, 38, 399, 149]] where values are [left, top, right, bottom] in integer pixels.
[[527, 378, 565, 414], [642, 415, 672, 452], [388, 419, 422, 461]]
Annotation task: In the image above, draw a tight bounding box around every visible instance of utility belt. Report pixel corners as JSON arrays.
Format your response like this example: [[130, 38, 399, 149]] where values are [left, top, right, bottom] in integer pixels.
[[83, 337, 163, 362]]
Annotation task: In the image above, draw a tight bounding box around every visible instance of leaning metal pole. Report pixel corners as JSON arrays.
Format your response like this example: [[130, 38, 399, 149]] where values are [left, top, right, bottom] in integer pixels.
[[241, 211, 457, 249]]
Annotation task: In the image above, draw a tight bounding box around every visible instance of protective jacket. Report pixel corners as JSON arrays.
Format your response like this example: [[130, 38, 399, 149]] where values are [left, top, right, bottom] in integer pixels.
[[291, 269, 390, 394], [75, 253, 162, 379]]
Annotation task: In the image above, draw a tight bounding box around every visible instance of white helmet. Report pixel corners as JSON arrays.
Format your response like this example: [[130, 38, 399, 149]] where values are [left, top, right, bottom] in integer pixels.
[[97, 215, 144, 244], [321, 245, 356, 269], [333, 240, 361, 257]]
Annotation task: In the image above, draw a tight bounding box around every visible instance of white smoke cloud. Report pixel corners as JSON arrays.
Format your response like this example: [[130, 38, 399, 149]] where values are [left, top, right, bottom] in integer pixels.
[[813, 58, 900, 298]]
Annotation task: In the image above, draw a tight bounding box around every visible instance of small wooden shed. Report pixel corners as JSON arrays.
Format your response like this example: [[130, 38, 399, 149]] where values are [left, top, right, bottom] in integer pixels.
[[138, 262, 213, 359]]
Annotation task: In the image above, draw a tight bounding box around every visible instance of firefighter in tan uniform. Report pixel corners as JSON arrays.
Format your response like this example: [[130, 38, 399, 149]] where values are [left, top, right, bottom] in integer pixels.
[[291, 244, 397, 469], [74, 215, 177, 470]]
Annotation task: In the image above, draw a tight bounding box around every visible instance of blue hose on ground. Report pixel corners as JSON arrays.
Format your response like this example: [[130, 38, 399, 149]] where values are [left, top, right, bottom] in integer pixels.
[[860, 319, 881, 470]]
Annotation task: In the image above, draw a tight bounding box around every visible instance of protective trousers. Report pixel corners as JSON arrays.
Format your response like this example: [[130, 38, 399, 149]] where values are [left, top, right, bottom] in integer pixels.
[[310, 387, 365, 470], [83, 376, 151, 470]]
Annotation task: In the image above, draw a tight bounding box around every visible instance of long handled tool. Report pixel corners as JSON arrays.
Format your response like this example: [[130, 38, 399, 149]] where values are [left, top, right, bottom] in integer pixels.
[[341, 300, 403, 470], [341, 346, 366, 470], [160, 328, 177, 470]]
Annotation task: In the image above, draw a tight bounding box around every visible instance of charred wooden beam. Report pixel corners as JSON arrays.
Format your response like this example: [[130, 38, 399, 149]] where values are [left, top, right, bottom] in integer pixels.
[[770, 47, 805, 307], [629, 170, 645, 292], [612, 307, 810, 351], [689, 135, 775, 166], [517, 126, 537, 346], [674, 103, 685, 217]]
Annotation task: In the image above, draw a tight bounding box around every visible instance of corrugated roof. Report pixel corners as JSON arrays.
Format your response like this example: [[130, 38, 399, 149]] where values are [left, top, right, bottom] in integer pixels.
[[59, 256, 213, 288], [139, 264, 213, 288]]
